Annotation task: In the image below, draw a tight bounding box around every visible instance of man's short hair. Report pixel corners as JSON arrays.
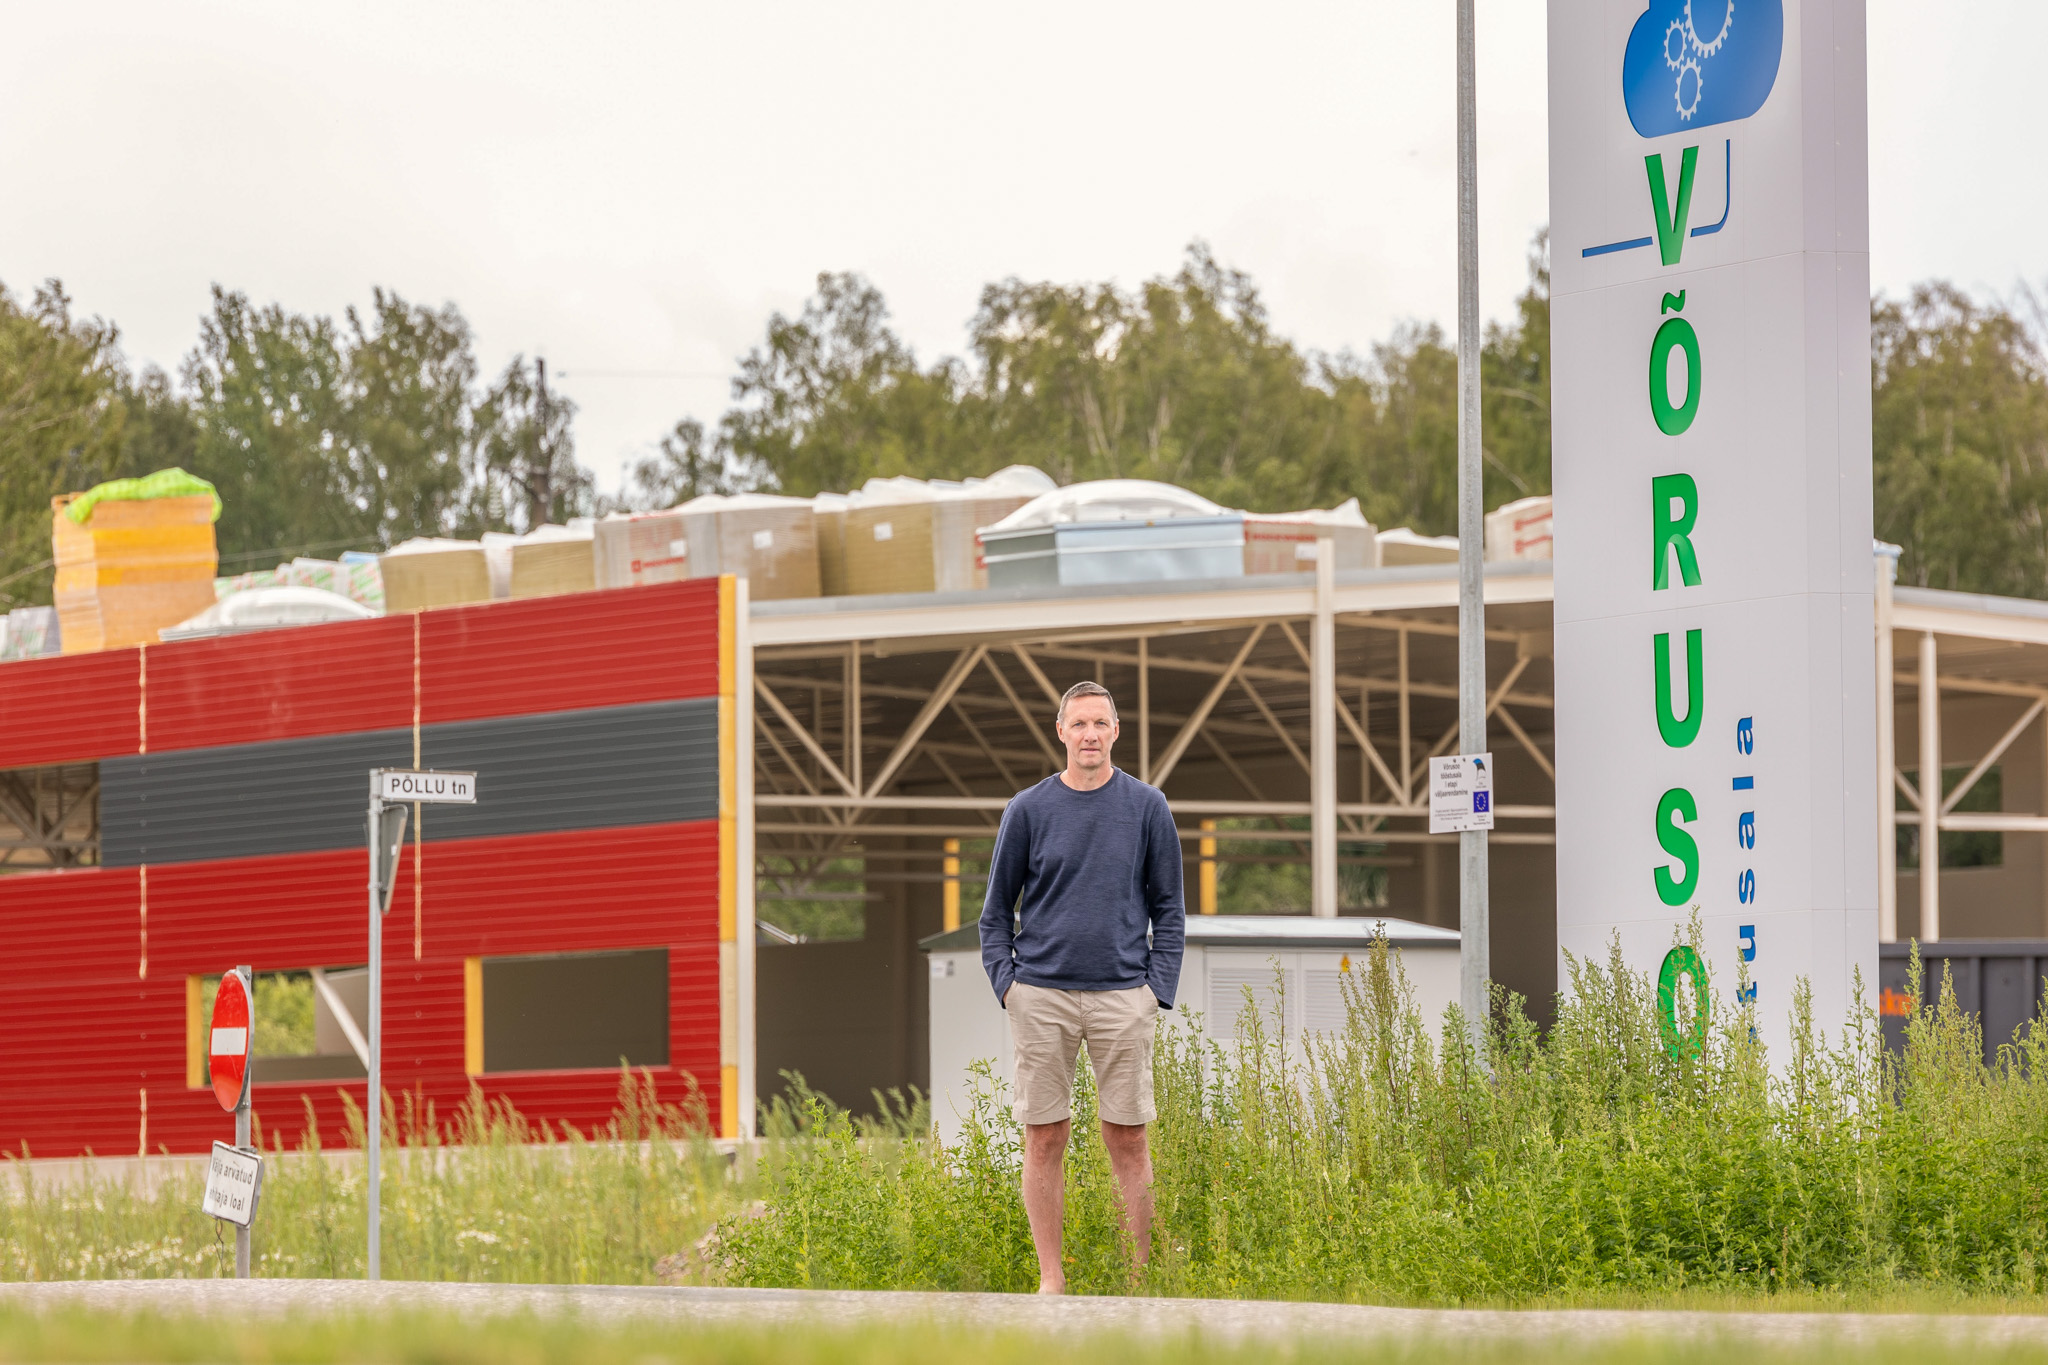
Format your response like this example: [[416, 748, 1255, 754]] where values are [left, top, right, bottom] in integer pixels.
[[1057, 680, 1117, 727]]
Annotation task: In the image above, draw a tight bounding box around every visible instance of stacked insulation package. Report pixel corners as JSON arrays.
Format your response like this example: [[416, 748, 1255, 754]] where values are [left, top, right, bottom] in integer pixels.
[[839, 467, 1054, 595], [1242, 498, 1378, 574], [677, 494, 820, 601], [51, 479, 220, 654]]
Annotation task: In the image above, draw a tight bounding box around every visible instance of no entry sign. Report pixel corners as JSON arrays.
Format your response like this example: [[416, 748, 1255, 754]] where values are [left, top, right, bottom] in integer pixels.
[[210, 968, 253, 1111]]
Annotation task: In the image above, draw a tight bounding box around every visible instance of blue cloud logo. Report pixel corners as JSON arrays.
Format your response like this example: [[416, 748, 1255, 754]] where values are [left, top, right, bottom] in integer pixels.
[[1622, 0, 1783, 137]]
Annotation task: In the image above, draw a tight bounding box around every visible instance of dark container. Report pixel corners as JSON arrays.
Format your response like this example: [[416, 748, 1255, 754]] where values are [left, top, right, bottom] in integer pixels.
[[1878, 940, 2048, 1066]]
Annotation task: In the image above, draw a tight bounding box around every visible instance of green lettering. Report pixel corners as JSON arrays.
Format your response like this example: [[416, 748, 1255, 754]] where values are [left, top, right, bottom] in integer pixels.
[[1654, 629, 1704, 748], [1654, 788, 1700, 906], [1645, 145, 1699, 267], [1656, 945, 1710, 1061], [1652, 473, 1702, 588], [1649, 318, 1702, 435]]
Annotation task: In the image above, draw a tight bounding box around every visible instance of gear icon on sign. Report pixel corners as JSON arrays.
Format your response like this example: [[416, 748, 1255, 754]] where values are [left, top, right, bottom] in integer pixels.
[[1663, 19, 1691, 69], [1674, 58, 1703, 119], [1685, 0, 1734, 57]]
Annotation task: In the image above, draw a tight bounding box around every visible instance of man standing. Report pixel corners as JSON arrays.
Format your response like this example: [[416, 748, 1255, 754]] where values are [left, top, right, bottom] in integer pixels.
[[979, 679, 1185, 1294]]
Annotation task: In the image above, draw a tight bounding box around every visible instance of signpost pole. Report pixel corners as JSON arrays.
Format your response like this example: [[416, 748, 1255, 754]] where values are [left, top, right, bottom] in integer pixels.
[[1454, 0, 1490, 1045], [233, 963, 252, 1280], [360, 767, 470, 1281], [366, 788, 382, 1282]]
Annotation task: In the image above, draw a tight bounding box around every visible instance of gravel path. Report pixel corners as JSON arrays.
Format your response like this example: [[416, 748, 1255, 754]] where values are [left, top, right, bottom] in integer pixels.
[[2, 1279, 2045, 1346]]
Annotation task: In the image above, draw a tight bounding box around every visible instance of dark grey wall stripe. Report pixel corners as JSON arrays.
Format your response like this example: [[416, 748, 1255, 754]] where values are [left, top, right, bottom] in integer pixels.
[[103, 728, 414, 867], [418, 699, 717, 845], [101, 699, 718, 867]]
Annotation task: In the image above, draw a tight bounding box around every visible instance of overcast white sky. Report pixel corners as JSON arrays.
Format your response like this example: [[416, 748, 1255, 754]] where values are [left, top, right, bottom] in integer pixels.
[[0, 1, 2031, 493]]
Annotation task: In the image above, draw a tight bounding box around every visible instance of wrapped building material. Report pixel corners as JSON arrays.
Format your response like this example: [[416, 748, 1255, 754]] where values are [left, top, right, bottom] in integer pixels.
[[594, 510, 690, 589], [509, 524, 597, 599], [843, 478, 937, 596], [380, 538, 492, 613], [162, 586, 378, 641], [51, 489, 219, 653], [1376, 527, 1461, 566], [932, 466, 1056, 591], [812, 493, 850, 597], [679, 493, 820, 601], [1243, 497, 1378, 574], [214, 568, 282, 599], [979, 480, 1245, 590], [0, 606, 61, 661], [834, 466, 1055, 596], [1484, 494, 1553, 561]]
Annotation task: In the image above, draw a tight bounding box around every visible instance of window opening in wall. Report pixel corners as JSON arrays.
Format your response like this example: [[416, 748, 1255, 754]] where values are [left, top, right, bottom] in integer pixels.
[[0, 761, 99, 870], [758, 850, 871, 942], [1898, 765, 2004, 870], [190, 967, 369, 1087], [1198, 817, 1401, 914], [478, 947, 668, 1073]]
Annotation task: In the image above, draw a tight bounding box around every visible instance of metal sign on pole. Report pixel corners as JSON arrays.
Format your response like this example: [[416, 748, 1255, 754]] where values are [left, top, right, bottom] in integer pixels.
[[1429, 753, 1495, 836], [1454, 0, 1490, 1045], [201, 964, 260, 1277], [364, 769, 476, 1282]]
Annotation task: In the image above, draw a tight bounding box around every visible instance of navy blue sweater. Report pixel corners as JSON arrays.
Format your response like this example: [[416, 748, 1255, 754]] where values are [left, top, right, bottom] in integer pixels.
[[978, 769, 1185, 1009]]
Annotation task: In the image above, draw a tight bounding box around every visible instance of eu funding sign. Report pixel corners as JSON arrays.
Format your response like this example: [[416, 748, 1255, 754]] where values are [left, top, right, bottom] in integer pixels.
[[1548, 0, 1877, 1054]]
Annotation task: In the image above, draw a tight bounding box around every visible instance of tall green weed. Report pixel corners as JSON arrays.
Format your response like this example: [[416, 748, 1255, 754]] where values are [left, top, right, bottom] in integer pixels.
[[717, 933, 2048, 1300], [1, 1070, 738, 1282]]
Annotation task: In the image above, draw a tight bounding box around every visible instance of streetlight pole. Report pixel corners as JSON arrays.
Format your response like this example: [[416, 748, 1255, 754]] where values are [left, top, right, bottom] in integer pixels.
[[1454, 0, 1490, 1046]]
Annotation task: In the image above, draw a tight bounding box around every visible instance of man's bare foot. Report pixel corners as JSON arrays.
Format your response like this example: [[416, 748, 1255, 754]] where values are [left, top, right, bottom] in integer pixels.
[[1036, 1280, 1065, 1295]]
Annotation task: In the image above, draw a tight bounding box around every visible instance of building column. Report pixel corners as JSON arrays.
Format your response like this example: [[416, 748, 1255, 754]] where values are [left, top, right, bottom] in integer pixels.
[[1310, 545, 1338, 916], [1875, 549, 1897, 941], [1918, 630, 1941, 943]]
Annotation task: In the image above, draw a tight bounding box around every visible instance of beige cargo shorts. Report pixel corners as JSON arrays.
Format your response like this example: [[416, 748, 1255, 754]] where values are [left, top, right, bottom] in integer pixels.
[[1005, 981, 1159, 1126]]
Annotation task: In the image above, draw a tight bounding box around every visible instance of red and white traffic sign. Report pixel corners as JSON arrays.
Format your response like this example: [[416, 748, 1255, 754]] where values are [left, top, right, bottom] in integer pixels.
[[210, 968, 253, 1112]]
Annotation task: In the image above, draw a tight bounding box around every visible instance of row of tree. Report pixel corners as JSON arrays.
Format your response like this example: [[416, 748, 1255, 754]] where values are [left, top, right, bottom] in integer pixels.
[[1, 240, 2042, 608]]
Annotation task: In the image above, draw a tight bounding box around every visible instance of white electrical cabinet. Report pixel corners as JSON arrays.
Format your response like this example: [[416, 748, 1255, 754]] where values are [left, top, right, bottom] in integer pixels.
[[922, 915, 1460, 1143]]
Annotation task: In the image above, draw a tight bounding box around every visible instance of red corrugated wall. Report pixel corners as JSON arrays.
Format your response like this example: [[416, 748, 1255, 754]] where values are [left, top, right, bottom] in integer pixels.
[[0, 649, 140, 768], [146, 615, 417, 752], [0, 583, 723, 1159]]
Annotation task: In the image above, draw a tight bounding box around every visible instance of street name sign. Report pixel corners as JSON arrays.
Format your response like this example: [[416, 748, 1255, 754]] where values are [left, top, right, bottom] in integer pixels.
[[201, 1141, 263, 1227], [209, 967, 252, 1112], [375, 770, 477, 804], [1548, 0, 1877, 1055], [1428, 754, 1495, 835]]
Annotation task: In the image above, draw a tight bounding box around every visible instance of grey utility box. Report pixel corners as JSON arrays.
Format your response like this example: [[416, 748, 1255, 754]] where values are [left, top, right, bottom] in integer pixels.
[[922, 914, 1460, 1144]]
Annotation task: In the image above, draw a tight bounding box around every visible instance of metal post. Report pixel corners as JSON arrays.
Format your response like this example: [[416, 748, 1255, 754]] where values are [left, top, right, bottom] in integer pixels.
[[1311, 544, 1339, 916], [366, 790, 382, 1281], [1454, 0, 1490, 1038], [735, 581, 759, 1141], [1918, 631, 1940, 942], [1139, 637, 1151, 783], [234, 962, 251, 1280], [1875, 548, 1898, 941]]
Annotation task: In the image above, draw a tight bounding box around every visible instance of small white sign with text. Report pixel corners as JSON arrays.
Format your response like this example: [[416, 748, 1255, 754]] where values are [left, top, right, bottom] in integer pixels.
[[201, 1141, 263, 1228], [375, 770, 477, 804], [1427, 753, 1494, 834]]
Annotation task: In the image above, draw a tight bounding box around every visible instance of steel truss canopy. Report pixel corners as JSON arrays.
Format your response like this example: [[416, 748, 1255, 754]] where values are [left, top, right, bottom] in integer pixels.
[[747, 563, 1560, 926], [744, 559, 2048, 942]]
